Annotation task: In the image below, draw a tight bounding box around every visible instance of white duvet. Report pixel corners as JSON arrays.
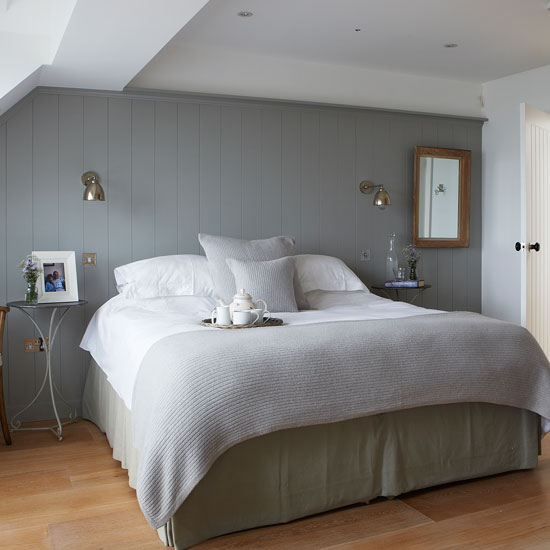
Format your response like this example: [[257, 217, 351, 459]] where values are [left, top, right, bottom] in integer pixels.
[[80, 290, 440, 409]]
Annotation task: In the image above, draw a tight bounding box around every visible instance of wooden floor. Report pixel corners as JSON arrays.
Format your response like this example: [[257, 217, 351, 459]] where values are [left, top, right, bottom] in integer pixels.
[[1, 421, 550, 550]]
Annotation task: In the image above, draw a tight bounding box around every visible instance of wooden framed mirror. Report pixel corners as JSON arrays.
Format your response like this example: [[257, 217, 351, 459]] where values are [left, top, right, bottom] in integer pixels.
[[413, 146, 471, 248]]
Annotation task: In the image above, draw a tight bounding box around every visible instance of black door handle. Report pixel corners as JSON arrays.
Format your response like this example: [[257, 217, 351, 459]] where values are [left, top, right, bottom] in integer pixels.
[[515, 242, 523, 251], [529, 242, 541, 252]]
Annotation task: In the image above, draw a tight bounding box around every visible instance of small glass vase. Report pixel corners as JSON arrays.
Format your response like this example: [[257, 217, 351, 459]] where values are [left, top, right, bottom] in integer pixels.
[[25, 281, 38, 304], [409, 261, 418, 281]]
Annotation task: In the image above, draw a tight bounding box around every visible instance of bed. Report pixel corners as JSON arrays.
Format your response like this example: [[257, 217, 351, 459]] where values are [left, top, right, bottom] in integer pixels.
[[80, 245, 550, 549]]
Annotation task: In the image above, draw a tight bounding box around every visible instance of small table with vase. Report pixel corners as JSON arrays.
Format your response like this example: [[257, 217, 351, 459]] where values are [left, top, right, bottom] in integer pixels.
[[6, 299, 87, 440]]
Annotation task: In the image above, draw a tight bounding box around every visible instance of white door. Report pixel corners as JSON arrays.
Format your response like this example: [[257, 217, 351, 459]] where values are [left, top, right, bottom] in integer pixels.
[[522, 104, 550, 357]]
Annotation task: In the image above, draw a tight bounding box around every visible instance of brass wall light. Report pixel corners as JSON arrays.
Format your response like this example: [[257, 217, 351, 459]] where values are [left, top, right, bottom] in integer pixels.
[[82, 171, 105, 201], [359, 180, 391, 210]]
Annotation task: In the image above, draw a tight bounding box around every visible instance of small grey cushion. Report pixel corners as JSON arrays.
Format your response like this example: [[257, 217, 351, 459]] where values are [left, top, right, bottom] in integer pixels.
[[226, 257, 298, 313], [198, 233, 309, 309]]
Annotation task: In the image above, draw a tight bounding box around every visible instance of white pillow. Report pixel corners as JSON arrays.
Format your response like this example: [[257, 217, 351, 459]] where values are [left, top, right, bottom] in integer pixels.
[[295, 254, 368, 293], [114, 255, 215, 299]]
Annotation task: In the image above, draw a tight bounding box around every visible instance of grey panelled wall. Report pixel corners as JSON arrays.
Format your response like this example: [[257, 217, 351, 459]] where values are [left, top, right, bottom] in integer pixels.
[[0, 88, 483, 421]]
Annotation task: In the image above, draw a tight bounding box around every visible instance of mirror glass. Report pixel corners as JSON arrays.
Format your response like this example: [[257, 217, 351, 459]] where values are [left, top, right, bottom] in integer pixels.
[[418, 157, 460, 238], [413, 146, 471, 248]]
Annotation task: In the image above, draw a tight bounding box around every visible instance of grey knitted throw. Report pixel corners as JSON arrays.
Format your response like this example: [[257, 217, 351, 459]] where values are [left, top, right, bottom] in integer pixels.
[[131, 312, 550, 528]]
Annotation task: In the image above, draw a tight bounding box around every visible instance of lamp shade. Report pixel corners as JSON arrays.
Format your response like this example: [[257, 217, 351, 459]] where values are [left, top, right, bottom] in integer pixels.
[[373, 187, 391, 209], [82, 171, 105, 201]]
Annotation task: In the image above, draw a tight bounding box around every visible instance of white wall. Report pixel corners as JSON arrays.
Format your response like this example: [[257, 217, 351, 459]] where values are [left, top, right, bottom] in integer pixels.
[[482, 64, 550, 323], [131, 45, 484, 118]]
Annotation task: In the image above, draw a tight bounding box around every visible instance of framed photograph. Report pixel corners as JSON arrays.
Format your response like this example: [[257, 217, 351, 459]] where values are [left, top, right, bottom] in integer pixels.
[[32, 251, 79, 303]]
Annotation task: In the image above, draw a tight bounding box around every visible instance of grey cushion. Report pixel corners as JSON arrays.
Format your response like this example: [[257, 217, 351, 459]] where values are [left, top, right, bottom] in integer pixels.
[[198, 233, 309, 309], [226, 257, 298, 312]]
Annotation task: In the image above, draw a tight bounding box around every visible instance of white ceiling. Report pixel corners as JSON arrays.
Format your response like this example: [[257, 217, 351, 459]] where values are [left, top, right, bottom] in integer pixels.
[[134, 0, 550, 84], [2, 0, 550, 118]]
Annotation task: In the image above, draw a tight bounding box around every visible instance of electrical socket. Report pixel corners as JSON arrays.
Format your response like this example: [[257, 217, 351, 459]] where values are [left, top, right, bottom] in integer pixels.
[[24, 337, 48, 353], [82, 252, 97, 266], [360, 249, 371, 261]]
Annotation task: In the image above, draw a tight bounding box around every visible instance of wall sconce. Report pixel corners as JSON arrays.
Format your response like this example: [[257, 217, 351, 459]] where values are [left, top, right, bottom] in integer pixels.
[[434, 183, 446, 195], [359, 180, 391, 210], [82, 171, 105, 201]]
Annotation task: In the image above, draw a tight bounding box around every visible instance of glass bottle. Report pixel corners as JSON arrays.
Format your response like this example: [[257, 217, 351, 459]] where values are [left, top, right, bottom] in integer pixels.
[[385, 233, 398, 282]]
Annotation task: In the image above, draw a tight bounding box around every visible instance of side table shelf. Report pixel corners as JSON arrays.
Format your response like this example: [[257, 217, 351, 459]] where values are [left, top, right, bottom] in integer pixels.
[[371, 285, 431, 305], [6, 300, 87, 440]]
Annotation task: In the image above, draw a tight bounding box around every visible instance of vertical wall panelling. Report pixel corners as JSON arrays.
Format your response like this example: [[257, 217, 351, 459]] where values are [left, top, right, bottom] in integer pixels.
[[319, 112, 339, 258], [396, 117, 422, 304], [83, 97, 109, 323], [154, 102, 178, 257], [199, 105, 221, 236], [467, 126, 482, 313], [108, 98, 132, 296], [260, 110, 282, 238], [336, 115, 357, 269], [32, 94, 60, 406], [6, 103, 34, 415], [0, 89, 484, 420], [241, 109, 262, 240], [0, 124, 6, 407], [220, 107, 243, 239], [281, 111, 301, 249], [58, 94, 86, 408], [177, 103, 200, 254], [300, 112, 320, 253], [131, 100, 155, 261]]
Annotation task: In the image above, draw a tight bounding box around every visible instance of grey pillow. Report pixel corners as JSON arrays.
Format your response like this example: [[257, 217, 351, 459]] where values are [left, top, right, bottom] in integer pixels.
[[226, 257, 298, 312], [198, 233, 309, 308]]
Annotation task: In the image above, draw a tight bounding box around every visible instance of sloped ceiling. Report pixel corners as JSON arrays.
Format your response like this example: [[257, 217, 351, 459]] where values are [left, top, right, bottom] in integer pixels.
[[0, 0, 209, 114], [2, 0, 550, 118]]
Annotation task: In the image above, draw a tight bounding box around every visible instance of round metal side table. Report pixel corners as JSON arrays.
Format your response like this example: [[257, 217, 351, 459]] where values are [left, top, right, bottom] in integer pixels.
[[371, 285, 431, 305], [6, 299, 87, 440]]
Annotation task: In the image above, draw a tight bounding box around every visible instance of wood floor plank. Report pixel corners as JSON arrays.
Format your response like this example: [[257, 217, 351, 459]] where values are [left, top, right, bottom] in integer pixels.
[[0, 467, 71, 498], [0, 422, 93, 452], [324, 495, 550, 550], [1, 420, 550, 549], [48, 508, 164, 550], [0, 441, 110, 477], [0, 483, 138, 532], [0, 524, 51, 550], [193, 501, 432, 550], [403, 459, 550, 522]]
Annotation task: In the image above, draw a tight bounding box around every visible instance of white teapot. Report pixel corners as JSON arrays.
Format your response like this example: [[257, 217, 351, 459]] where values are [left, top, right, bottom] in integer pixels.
[[230, 288, 268, 320]]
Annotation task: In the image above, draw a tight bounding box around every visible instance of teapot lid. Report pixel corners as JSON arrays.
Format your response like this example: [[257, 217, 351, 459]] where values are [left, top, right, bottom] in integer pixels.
[[233, 288, 252, 300]]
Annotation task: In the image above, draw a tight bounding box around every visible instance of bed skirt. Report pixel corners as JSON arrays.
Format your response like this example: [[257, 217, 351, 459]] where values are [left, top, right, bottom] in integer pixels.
[[82, 359, 540, 549]]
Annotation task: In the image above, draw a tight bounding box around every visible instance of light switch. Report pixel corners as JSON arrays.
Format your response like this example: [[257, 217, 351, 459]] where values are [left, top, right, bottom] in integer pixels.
[[82, 252, 97, 266], [360, 249, 371, 261]]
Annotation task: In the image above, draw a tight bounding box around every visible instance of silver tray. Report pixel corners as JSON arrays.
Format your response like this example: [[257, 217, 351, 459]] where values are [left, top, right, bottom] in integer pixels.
[[200, 317, 284, 329]]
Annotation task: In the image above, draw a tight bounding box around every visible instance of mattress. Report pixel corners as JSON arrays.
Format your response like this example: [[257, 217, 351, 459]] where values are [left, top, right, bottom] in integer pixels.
[[80, 289, 440, 409]]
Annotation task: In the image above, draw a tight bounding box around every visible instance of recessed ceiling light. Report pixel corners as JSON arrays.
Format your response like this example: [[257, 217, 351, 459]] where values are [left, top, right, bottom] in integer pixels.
[[444, 43, 458, 48], [238, 11, 253, 17]]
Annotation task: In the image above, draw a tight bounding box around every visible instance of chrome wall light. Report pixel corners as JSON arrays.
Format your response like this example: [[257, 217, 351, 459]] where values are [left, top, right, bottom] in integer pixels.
[[82, 171, 105, 201], [359, 180, 391, 210]]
